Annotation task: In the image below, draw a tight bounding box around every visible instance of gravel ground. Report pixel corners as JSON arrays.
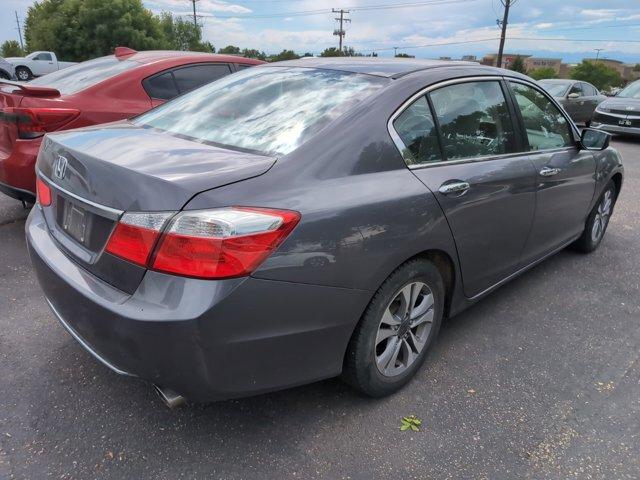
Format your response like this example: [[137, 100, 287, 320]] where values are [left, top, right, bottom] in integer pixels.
[[0, 138, 638, 479]]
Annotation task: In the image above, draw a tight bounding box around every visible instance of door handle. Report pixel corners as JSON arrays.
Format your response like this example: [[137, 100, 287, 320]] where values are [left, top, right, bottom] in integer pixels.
[[540, 167, 561, 177], [438, 181, 470, 195]]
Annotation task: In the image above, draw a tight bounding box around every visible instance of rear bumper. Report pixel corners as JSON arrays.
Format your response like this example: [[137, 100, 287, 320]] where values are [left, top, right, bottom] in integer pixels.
[[0, 137, 41, 197], [26, 206, 370, 402]]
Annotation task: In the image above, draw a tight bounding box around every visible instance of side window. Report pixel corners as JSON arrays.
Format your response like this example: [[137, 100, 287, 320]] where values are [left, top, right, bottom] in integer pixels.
[[509, 82, 573, 151], [34, 53, 52, 61], [142, 72, 179, 100], [569, 83, 583, 96], [582, 83, 597, 96], [392, 96, 442, 165], [172, 64, 232, 94], [429, 81, 517, 160], [236, 64, 254, 70]]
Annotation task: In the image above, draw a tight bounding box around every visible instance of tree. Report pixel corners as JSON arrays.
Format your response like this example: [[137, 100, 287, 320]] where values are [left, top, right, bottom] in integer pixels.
[[158, 13, 213, 52], [241, 48, 266, 60], [509, 55, 527, 74], [218, 45, 241, 55], [0, 40, 24, 57], [571, 60, 622, 91], [320, 47, 342, 57], [269, 49, 300, 62], [529, 67, 558, 80], [395, 53, 414, 58], [633, 63, 640, 72], [302, 52, 313, 57], [24, 0, 165, 61]]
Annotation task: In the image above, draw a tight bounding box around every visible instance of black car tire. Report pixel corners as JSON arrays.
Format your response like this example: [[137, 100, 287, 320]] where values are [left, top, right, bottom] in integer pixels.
[[15, 66, 32, 81], [572, 180, 617, 253], [0, 70, 9, 80], [342, 258, 444, 397]]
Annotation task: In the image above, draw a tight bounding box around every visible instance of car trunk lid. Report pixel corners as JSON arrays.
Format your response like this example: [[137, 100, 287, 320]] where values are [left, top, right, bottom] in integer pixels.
[[36, 122, 276, 293]]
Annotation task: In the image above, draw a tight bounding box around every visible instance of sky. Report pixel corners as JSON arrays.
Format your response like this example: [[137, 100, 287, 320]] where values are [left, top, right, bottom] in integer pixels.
[[2, 0, 640, 63]]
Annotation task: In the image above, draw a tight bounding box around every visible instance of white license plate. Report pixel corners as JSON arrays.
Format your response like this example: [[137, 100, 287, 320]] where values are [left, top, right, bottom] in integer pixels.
[[62, 203, 88, 243]]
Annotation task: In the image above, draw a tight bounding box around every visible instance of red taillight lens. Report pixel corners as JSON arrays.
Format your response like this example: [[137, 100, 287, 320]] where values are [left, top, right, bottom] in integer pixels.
[[36, 177, 51, 206], [0, 107, 80, 139], [105, 212, 173, 266], [152, 207, 300, 279]]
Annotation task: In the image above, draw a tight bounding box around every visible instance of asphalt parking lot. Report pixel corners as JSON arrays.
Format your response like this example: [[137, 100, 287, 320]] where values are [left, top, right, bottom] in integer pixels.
[[0, 138, 638, 480]]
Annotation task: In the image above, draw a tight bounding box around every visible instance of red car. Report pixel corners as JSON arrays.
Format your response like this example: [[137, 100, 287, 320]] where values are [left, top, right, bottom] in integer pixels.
[[0, 47, 263, 201]]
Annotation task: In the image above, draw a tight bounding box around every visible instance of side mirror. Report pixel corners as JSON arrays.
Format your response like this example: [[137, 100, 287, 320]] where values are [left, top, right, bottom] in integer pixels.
[[581, 128, 611, 151], [567, 92, 580, 99]]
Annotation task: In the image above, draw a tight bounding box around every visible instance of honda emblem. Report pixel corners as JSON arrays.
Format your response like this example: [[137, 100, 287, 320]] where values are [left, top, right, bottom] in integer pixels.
[[54, 155, 68, 180]]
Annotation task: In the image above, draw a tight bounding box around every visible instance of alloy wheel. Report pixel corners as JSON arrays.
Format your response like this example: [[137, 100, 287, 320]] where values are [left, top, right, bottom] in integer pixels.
[[375, 281, 435, 377], [591, 189, 613, 243]]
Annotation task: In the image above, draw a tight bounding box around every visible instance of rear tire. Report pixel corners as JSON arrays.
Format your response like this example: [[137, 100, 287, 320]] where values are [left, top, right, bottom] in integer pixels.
[[15, 67, 32, 81], [342, 258, 444, 397], [572, 181, 616, 253]]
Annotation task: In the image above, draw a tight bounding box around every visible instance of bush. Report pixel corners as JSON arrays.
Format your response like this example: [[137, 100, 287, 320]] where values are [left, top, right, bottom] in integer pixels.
[[529, 67, 558, 80], [571, 60, 622, 91]]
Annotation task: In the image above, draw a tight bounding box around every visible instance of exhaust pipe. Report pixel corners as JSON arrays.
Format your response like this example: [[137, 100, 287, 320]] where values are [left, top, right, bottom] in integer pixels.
[[154, 384, 186, 409]]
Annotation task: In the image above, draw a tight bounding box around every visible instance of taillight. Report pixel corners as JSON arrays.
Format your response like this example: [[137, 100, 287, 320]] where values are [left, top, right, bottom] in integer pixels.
[[105, 212, 173, 266], [35, 177, 51, 206], [152, 208, 300, 278], [0, 107, 80, 139], [104, 207, 300, 279]]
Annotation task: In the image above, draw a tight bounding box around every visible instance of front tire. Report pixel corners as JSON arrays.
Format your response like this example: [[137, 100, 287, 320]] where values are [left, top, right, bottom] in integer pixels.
[[572, 181, 616, 253], [342, 258, 444, 397], [15, 67, 32, 81]]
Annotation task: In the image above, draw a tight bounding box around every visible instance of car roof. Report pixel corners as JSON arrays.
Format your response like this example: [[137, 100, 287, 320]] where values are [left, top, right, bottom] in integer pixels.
[[269, 57, 480, 78], [124, 50, 263, 65]]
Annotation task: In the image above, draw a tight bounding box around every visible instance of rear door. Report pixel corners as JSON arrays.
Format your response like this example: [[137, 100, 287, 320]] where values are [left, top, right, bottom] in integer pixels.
[[506, 80, 596, 264], [390, 78, 537, 298], [580, 82, 600, 120]]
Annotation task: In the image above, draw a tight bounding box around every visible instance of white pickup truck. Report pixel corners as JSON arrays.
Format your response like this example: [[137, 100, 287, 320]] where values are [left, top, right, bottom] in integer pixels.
[[5, 51, 77, 81]]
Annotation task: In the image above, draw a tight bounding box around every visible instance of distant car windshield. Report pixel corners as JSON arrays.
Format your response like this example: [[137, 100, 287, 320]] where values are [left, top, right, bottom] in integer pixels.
[[29, 57, 138, 94], [539, 81, 570, 97], [617, 81, 640, 99], [135, 66, 387, 156]]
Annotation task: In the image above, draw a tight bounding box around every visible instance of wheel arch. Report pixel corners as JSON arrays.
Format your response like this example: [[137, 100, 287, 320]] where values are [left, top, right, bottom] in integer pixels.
[[611, 172, 623, 199]]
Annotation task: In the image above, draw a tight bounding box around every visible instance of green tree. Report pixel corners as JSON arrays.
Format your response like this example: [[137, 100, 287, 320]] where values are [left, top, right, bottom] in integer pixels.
[[241, 48, 266, 60], [158, 13, 213, 52], [302, 52, 313, 57], [24, 0, 165, 61], [509, 55, 527, 74], [218, 45, 241, 55], [571, 60, 623, 91], [633, 63, 640, 72], [320, 47, 342, 57], [529, 67, 558, 80], [0, 40, 24, 57], [395, 53, 414, 58], [269, 49, 300, 62]]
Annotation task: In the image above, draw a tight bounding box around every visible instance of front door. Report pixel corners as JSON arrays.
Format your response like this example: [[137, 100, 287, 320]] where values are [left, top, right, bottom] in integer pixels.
[[507, 81, 597, 264], [390, 79, 537, 298]]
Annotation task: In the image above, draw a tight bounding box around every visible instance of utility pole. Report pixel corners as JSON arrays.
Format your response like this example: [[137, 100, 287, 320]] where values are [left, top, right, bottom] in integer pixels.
[[595, 48, 604, 61], [393, 46, 399, 57], [496, 0, 512, 68], [15, 11, 24, 51], [332, 9, 350, 53], [191, 0, 198, 30]]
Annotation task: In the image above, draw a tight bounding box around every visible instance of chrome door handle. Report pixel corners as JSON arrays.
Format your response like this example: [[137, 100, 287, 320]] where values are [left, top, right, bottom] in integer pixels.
[[438, 181, 470, 195], [540, 167, 561, 177]]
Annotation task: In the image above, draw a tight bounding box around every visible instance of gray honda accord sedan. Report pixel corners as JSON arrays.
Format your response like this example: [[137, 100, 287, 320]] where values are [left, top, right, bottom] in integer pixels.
[[26, 58, 623, 406]]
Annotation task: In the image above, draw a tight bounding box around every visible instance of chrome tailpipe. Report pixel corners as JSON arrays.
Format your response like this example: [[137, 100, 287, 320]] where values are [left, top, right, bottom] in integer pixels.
[[154, 384, 186, 409]]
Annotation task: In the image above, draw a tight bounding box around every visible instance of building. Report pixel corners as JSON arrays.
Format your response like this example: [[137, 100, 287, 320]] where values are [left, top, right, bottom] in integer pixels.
[[481, 53, 531, 69], [481, 53, 572, 77], [583, 58, 640, 82]]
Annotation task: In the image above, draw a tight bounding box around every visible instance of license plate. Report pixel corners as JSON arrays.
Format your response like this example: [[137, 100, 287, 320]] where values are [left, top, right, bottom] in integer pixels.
[[62, 202, 88, 243], [619, 119, 632, 126]]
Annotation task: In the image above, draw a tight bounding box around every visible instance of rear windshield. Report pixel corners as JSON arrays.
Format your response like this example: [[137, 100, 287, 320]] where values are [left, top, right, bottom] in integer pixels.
[[30, 57, 138, 94], [539, 81, 570, 97], [134, 66, 387, 156]]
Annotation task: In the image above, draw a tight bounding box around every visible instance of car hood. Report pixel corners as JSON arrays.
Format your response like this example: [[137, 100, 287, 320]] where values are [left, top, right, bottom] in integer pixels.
[[599, 97, 640, 111], [36, 122, 276, 211]]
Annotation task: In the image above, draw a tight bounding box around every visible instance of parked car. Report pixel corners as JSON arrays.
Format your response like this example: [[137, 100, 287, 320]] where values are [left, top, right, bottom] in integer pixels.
[[0, 47, 264, 202], [5, 51, 77, 80], [539, 79, 606, 125], [591, 79, 640, 136], [27, 59, 623, 406], [0, 57, 16, 80]]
